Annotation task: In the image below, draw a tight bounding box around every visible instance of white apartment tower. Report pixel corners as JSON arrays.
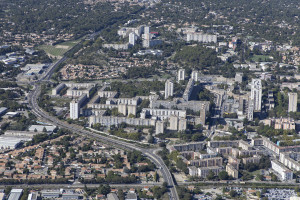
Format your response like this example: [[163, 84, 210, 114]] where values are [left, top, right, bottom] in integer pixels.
[[248, 100, 254, 121], [165, 80, 174, 99], [250, 79, 262, 111], [191, 70, 199, 81], [178, 69, 185, 82], [288, 93, 298, 112], [70, 100, 79, 120], [129, 32, 138, 46], [69, 94, 87, 120], [144, 26, 150, 34]]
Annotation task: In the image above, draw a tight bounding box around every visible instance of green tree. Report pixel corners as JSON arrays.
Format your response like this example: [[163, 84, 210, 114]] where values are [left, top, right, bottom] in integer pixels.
[[118, 189, 125, 200], [229, 190, 237, 197], [4, 186, 12, 195], [207, 170, 215, 180], [218, 171, 229, 180], [20, 188, 29, 200], [154, 171, 160, 182], [42, 127, 47, 132], [98, 184, 111, 196]]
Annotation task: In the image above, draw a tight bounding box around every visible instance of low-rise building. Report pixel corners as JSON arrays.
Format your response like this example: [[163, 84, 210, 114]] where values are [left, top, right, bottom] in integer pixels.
[[41, 190, 60, 199], [8, 189, 23, 200]]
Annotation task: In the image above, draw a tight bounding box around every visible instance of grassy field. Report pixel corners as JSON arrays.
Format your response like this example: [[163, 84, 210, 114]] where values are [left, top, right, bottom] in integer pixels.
[[50, 97, 72, 107], [252, 55, 272, 62], [38, 39, 81, 58]]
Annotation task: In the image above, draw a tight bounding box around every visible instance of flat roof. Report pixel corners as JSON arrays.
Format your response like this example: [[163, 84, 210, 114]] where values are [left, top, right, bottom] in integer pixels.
[[0, 136, 31, 146], [8, 189, 23, 200], [0, 107, 8, 113]]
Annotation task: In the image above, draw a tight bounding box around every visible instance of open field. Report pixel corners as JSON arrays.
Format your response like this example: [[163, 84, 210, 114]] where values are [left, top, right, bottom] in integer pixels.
[[252, 55, 272, 62], [38, 39, 81, 58]]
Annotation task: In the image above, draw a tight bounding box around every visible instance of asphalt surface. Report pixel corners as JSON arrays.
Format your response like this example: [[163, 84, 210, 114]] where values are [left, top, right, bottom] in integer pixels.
[[27, 53, 179, 200]]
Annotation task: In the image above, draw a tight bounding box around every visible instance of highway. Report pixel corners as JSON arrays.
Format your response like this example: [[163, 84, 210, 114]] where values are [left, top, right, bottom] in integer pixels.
[[27, 53, 179, 200]]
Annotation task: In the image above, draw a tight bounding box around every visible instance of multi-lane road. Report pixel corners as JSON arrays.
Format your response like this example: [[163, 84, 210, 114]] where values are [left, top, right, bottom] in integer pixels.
[[27, 54, 179, 200]]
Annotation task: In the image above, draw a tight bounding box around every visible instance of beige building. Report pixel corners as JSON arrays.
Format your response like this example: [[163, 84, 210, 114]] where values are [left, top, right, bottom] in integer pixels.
[[189, 157, 223, 167], [198, 166, 223, 178], [164, 80, 174, 99], [169, 115, 178, 130], [188, 166, 223, 178], [155, 121, 164, 135], [226, 164, 239, 179], [263, 118, 296, 130], [127, 105, 137, 117], [178, 118, 187, 131], [118, 104, 127, 116], [242, 155, 261, 165]]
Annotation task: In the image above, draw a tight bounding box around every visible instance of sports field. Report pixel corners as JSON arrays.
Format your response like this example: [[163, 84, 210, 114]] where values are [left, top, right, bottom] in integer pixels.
[[38, 39, 80, 58]]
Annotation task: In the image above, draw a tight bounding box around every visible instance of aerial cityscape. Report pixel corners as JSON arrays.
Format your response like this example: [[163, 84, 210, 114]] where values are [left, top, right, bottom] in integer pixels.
[[1, 0, 300, 199]]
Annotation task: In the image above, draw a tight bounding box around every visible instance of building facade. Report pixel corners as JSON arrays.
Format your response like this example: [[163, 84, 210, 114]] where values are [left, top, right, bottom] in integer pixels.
[[250, 79, 262, 111], [288, 92, 298, 112], [164, 80, 174, 99]]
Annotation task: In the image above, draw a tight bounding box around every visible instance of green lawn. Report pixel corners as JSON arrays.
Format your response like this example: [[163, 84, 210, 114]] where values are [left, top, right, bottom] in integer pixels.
[[251, 55, 272, 62], [50, 97, 72, 107], [39, 45, 69, 57], [58, 39, 81, 47], [250, 169, 262, 176], [38, 39, 81, 57]]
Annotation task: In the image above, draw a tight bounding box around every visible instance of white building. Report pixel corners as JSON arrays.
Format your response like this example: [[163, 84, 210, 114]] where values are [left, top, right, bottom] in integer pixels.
[[271, 160, 293, 181], [0, 107, 8, 116], [248, 100, 254, 121], [127, 105, 137, 117], [129, 32, 138, 46], [103, 43, 129, 50], [188, 166, 198, 176], [178, 69, 185, 82], [70, 94, 87, 119], [191, 70, 199, 81], [141, 108, 186, 120], [27, 192, 38, 200], [0, 136, 30, 150], [169, 115, 178, 130], [235, 73, 243, 83], [66, 86, 93, 98], [8, 189, 23, 200], [186, 33, 217, 43], [144, 26, 150, 34], [142, 39, 162, 48], [183, 78, 194, 101], [250, 79, 262, 111], [291, 197, 300, 200], [178, 118, 187, 131], [288, 93, 297, 112], [70, 101, 79, 120], [198, 166, 223, 178], [188, 166, 223, 178], [164, 80, 174, 99], [155, 120, 164, 135], [52, 83, 66, 95]]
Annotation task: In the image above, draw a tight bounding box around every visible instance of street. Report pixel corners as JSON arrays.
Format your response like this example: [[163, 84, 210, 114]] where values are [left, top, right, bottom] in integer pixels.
[[27, 54, 179, 200]]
